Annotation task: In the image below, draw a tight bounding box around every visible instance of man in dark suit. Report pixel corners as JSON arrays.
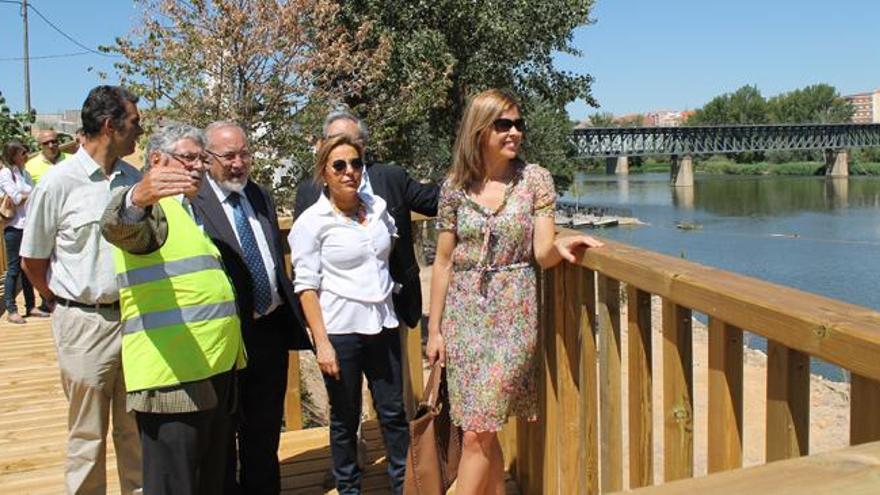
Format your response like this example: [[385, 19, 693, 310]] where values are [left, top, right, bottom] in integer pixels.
[[294, 110, 439, 330], [193, 121, 311, 494]]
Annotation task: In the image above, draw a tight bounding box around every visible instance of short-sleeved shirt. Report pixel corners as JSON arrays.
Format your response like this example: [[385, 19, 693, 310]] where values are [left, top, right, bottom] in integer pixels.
[[20, 148, 142, 304], [25, 152, 71, 184]]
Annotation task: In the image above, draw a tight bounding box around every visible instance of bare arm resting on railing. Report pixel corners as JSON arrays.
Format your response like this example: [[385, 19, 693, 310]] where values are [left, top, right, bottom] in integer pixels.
[[533, 216, 605, 269]]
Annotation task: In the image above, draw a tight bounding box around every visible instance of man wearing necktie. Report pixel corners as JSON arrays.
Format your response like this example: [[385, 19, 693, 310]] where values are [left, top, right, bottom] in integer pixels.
[[191, 121, 312, 494]]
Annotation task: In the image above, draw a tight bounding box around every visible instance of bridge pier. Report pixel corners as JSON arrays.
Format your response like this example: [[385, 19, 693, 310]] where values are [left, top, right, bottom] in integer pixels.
[[606, 156, 629, 175], [670, 154, 694, 187], [825, 149, 849, 177]]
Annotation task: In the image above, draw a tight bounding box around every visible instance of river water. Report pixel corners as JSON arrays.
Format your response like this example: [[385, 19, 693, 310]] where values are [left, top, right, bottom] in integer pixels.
[[565, 173, 880, 381]]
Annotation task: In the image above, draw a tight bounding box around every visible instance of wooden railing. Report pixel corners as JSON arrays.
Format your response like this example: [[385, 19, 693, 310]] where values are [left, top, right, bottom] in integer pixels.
[[500, 230, 880, 494]]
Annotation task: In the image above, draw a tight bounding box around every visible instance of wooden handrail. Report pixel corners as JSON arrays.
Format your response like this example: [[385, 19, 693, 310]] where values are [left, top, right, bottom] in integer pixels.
[[576, 236, 880, 383]]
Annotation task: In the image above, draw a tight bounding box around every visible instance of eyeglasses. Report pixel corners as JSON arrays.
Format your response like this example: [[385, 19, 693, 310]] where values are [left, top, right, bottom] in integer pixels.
[[492, 118, 526, 133], [329, 158, 364, 173], [40, 139, 59, 146], [206, 149, 252, 162], [168, 152, 209, 166]]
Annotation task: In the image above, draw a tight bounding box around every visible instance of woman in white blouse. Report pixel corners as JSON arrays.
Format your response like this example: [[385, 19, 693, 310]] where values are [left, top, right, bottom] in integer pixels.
[[1, 141, 44, 323], [289, 134, 409, 495]]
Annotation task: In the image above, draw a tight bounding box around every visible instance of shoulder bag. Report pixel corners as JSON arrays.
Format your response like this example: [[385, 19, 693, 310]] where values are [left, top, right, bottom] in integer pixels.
[[403, 362, 462, 495]]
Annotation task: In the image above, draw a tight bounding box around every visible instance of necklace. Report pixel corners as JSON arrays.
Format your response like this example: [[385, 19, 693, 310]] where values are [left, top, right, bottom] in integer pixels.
[[331, 198, 367, 225]]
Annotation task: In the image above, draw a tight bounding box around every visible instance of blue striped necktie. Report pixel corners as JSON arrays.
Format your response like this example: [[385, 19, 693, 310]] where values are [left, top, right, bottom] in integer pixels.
[[228, 192, 272, 314]]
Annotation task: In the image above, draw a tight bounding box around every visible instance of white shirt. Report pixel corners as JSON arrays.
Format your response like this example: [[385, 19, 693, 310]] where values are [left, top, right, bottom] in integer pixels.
[[0, 166, 34, 229], [206, 175, 281, 318], [290, 192, 398, 335], [20, 147, 142, 303]]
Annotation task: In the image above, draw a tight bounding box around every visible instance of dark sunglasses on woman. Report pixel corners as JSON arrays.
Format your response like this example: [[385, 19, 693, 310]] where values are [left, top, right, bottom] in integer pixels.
[[330, 158, 365, 172], [493, 118, 526, 133]]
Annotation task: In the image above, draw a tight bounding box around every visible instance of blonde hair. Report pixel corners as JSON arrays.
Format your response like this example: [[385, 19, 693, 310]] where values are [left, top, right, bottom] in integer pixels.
[[313, 134, 365, 183], [449, 89, 521, 190]]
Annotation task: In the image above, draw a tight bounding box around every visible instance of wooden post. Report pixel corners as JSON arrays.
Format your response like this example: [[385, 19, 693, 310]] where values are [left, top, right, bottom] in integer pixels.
[[627, 287, 653, 488], [557, 264, 584, 493], [579, 268, 599, 495], [850, 374, 880, 445], [541, 267, 560, 494], [707, 318, 743, 473], [598, 274, 622, 492], [662, 299, 693, 482], [766, 340, 809, 462], [284, 351, 303, 430], [400, 322, 424, 419]]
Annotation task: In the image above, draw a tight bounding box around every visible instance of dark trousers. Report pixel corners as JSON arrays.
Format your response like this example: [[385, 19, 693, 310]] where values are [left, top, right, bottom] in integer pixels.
[[3, 227, 34, 314], [324, 327, 409, 495], [135, 370, 235, 495], [232, 308, 290, 495]]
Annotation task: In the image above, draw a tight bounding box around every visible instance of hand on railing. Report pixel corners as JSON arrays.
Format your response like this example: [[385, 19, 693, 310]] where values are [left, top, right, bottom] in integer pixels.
[[555, 234, 604, 263]]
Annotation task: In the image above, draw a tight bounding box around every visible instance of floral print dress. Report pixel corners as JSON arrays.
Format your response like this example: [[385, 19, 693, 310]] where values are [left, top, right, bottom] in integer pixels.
[[437, 162, 556, 432]]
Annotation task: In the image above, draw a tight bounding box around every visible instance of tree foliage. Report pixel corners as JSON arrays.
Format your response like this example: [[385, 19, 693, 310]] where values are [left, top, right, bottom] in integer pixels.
[[108, 0, 392, 200], [110, 0, 596, 200], [767, 84, 853, 124], [688, 85, 769, 125], [322, 0, 597, 181], [0, 91, 36, 153]]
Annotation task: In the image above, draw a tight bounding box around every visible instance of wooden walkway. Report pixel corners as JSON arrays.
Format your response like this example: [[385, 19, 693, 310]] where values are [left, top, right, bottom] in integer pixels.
[[0, 312, 395, 494]]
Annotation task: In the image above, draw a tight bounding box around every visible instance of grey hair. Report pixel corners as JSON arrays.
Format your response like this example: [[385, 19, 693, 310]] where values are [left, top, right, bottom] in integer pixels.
[[205, 120, 246, 145], [144, 124, 206, 169], [322, 108, 369, 143]]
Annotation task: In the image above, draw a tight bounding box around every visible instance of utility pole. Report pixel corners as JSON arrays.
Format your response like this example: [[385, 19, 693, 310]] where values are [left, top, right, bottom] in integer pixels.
[[22, 0, 31, 115]]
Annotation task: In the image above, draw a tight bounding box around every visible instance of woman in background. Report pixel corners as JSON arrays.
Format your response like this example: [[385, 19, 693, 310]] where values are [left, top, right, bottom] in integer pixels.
[[0, 141, 46, 323], [427, 89, 603, 494]]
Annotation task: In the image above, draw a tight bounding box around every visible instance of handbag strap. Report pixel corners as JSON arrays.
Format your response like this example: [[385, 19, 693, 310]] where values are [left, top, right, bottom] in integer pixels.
[[422, 362, 444, 408]]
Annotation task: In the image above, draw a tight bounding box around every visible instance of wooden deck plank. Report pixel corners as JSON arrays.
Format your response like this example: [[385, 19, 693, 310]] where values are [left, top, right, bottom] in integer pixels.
[[0, 300, 518, 495]]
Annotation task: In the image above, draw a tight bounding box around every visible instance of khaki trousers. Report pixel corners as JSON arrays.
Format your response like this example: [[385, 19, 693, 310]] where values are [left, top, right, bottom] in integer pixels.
[[51, 304, 142, 495]]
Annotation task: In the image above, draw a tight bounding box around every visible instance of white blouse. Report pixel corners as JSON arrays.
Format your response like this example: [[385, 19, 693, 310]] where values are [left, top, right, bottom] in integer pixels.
[[289, 192, 399, 335], [0, 166, 34, 229]]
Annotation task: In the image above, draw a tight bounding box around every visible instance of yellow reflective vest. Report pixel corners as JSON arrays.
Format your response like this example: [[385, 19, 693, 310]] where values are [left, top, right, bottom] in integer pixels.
[[113, 197, 246, 392]]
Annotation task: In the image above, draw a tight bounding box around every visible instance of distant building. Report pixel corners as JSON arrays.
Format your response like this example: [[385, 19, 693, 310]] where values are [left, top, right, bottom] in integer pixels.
[[645, 110, 692, 127], [844, 90, 880, 124], [33, 109, 81, 134]]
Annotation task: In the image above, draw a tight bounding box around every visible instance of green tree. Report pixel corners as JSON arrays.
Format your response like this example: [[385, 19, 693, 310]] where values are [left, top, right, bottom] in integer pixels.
[[588, 111, 615, 127], [324, 0, 597, 180], [688, 85, 768, 125], [0, 91, 36, 153], [768, 84, 854, 123]]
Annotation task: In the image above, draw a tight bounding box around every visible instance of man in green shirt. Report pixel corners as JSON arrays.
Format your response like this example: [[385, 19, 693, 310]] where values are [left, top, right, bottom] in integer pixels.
[[25, 129, 71, 184]]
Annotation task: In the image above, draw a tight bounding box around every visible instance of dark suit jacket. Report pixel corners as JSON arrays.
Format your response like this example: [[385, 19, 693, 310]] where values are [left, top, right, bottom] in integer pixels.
[[192, 180, 312, 351], [294, 162, 439, 328]]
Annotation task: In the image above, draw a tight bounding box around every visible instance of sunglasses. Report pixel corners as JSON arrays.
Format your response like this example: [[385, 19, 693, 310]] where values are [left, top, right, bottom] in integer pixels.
[[329, 158, 364, 173], [492, 118, 526, 133], [40, 139, 59, 146]]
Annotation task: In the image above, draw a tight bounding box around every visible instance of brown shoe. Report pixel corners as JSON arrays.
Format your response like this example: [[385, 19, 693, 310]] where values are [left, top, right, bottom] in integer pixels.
[[26, 308, 51, 318], [7, 313, 25, 324]]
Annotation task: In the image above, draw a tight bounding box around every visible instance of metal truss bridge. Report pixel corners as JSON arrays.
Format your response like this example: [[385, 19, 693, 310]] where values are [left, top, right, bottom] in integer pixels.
[[570, 123, 880, 157]]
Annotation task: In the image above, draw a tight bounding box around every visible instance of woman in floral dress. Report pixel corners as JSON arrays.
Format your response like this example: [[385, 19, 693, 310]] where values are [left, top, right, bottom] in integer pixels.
[[426, 89, 603, 494]]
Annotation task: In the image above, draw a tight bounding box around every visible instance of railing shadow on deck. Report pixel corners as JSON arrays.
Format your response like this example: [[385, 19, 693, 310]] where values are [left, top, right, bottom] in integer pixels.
[[277, 217, 880, 494]]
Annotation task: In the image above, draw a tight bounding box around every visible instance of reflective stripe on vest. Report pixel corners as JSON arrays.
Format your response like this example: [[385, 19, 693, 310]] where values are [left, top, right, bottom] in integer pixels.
[[117, 254, 222, 288], [121, 300, 238, 335]]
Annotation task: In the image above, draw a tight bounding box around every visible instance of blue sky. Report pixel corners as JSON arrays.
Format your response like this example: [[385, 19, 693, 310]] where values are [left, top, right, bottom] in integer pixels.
[[1, 0, 878, 121]]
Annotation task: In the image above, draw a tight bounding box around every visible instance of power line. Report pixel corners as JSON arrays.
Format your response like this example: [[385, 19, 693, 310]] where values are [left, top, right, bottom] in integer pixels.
[[25, 2, 116, 57], [0, 51, 92, 62]]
